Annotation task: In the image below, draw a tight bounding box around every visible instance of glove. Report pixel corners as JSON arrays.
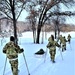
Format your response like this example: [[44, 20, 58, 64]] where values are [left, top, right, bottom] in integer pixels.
[[21, 48, 24, 52], [3, 50, 6, 53]]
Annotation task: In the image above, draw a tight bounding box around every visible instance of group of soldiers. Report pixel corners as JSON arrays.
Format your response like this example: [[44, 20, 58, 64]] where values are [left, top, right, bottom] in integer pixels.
[[2, 34, 71, 75], [47, 34, 71, 63], [35, 34, 71, 63]]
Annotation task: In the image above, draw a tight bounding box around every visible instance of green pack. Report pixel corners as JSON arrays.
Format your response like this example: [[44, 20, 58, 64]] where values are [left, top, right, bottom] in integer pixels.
[[6, 45, 17, 59]]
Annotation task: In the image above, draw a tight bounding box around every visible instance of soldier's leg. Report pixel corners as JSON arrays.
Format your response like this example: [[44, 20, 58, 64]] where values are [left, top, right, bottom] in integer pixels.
[[68, 39, 70, 44], [9, 59, 18, 75], [62, 45, 64, 52], [49, 51, 52, 61], [51, 51, 55, 63], [13, 59, 18, 75], [64, 45, 66, 50]]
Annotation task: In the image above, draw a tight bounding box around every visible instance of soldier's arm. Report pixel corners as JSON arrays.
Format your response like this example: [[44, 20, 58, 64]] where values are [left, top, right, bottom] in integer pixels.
[[47, 42, 50, 48], [15, 44, 24, 53], [47, 42, 53, 48], [3, 44, 8, 53], [56, 42, 61, 47]]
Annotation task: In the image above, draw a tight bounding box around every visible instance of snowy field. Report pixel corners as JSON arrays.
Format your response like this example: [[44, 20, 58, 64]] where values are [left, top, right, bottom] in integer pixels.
[[0, 31, 75, 75]]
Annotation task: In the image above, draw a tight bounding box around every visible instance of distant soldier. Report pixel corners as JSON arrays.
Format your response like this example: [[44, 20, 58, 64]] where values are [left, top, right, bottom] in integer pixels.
[[3, 36, 24, 75], [67, 34, 71, 44], [61, 36, 67, 52], [47, 35, 61, 63], [57, 35, 63, 45]]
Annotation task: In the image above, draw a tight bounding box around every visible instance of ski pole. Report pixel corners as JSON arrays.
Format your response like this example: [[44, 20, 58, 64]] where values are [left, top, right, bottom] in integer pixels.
[[44, 48, 47, 63], [23, 52, 30, 75], [3, 57, 7, 75], [59, 48, 63, 60]]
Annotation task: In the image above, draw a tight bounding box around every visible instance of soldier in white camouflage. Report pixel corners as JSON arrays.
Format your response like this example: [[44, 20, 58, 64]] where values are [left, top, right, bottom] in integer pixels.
[[47, 35, 61, 63], [3, 36, 24, 75]]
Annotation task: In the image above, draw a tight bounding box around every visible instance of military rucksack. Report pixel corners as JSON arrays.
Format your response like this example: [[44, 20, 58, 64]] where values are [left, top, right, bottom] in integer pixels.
[[6, 43, 18, 59]]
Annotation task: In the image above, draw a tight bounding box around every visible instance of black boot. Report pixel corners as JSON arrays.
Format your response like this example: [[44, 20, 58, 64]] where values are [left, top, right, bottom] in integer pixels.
[[52, 60, 55, 63]]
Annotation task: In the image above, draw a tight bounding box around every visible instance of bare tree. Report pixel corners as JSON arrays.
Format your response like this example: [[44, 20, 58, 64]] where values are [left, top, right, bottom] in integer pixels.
[[24, 0, 75, 44], [26, 10, 37, 43], [0, 0, 26, 44], [25, 1, 39, 43], [36, 0, 75, 43]]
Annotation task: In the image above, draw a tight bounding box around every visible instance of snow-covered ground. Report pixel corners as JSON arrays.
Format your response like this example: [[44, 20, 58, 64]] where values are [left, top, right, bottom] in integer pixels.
[[0, 31, 75, 75]]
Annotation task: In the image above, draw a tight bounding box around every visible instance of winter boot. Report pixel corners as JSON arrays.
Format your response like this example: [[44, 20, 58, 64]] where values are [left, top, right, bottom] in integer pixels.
[[52, 60, 55, 63]]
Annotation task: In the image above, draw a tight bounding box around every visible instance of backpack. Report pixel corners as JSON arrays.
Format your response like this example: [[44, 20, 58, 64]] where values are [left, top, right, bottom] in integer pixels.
[[6, 43, 18, 59], [48, 41, 56, 51]]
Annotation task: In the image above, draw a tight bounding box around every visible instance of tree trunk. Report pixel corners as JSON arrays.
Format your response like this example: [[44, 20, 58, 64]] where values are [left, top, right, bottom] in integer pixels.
[[0, 20, 2, 33], [58, 30, 60, 37], [33, 30, 36, 43], [13, 19, 18, 44], [36, 25, 41, 44], [55, 30, 57, 39], [41, 27, 44, 44], [54, 25, 57, 39], [57, 26, 60, 38]]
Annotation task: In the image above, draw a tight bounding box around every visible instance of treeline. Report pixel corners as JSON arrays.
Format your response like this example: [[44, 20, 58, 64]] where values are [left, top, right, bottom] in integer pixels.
[[18, 24, 75, 32]]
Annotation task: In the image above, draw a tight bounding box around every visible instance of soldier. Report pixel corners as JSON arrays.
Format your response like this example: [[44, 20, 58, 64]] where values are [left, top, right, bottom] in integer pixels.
[[3, 36, 24, 75], [47, 35, 61, 63], [67, 34, 71, 44], [57, 35, 63, 45], [61, 36, 67, 52]]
